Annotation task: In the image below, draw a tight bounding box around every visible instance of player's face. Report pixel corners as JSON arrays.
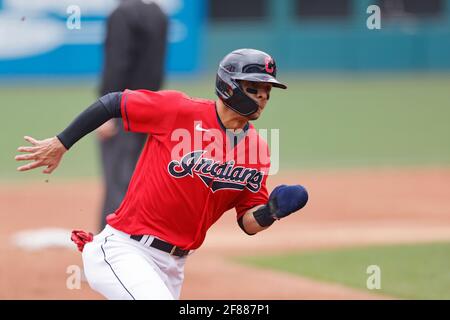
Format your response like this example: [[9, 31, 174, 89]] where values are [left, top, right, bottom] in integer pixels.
[[240, 80, 272, 120]]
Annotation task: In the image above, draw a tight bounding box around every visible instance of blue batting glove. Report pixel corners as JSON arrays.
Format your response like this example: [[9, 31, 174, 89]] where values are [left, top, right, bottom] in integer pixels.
[[268, 184, 308, 219]]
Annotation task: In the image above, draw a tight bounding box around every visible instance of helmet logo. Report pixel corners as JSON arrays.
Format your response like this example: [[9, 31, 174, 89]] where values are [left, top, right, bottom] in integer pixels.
[[265, 57, 275, 74]]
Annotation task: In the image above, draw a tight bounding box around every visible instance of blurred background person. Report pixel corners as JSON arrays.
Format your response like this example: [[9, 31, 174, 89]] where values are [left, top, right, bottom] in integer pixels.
[[96, 0, 168, 230]]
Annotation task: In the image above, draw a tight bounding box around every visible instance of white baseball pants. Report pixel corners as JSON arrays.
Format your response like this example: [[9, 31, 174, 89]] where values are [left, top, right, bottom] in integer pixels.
[[82, 224, 187, 300]]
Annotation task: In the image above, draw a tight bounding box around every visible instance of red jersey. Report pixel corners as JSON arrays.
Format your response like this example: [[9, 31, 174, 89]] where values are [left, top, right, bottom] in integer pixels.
[[107, 89, 270, 250]]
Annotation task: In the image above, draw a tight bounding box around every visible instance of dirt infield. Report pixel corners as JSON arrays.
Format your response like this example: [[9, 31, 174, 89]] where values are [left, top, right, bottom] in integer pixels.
[[1, 167, 450, 299]]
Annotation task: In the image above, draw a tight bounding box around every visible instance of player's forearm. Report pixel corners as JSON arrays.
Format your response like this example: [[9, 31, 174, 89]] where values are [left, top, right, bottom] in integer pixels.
[[57, 92, 122, 149], [240, 205, 273, 235]]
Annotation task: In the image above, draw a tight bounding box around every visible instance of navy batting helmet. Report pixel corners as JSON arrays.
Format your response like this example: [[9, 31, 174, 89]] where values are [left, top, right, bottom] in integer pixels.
[[215, 48, 287, 116]]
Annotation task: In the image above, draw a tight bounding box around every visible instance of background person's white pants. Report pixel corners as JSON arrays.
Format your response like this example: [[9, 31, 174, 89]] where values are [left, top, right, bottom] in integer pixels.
[[82, 224, 186, 300]]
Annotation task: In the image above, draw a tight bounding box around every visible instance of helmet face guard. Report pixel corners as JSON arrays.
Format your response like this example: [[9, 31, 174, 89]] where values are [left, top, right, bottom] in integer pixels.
[[216, 68, 260, 116], [215, 49, 287, 116]]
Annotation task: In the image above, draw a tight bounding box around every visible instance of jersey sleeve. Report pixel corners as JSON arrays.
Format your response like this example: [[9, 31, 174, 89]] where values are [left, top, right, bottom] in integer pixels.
[[120, 89, 183, 137], [235, 174, 269, 220]]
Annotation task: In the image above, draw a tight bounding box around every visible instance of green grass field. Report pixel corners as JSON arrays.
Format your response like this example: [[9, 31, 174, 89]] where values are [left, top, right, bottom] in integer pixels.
[[236, 242, 450, 299], [2, 74, 450, 180]]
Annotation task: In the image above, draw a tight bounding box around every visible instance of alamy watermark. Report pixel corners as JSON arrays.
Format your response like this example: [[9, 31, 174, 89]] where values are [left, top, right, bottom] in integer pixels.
[[367, 5, 381, 30], [169, 123, 280, 176], [66, 264, 82, 290], [66, 5, 81, 30], [366, 265, 381, 290]]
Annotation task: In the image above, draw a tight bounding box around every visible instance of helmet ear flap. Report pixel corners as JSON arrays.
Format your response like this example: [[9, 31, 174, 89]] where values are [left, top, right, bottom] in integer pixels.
[[216, 74, 233, 98], [215, 69, 259, 116]]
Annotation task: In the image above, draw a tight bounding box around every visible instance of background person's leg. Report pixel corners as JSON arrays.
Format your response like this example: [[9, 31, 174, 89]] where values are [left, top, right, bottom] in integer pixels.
[[98, 129, 147, 230]]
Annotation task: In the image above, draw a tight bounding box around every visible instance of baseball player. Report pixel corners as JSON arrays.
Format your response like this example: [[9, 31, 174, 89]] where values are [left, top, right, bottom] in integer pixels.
[[15, 49, 309, 300]]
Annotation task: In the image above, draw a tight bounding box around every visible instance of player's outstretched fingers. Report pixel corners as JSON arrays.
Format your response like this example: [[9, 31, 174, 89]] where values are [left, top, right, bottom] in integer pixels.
[[17, 146, 39, 153], [16, 136, 66, 174], [17, 160, 44, 172], [15, 153, 37, 161], [24, 136, 39, 145], [43, 164, 57, 174]]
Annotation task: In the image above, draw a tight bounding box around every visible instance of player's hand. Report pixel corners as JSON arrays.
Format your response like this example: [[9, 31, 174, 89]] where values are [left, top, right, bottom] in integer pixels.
[[15, 136, 67, 174], [96, 119, 118, 141], [268, 184, 308, 219]]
